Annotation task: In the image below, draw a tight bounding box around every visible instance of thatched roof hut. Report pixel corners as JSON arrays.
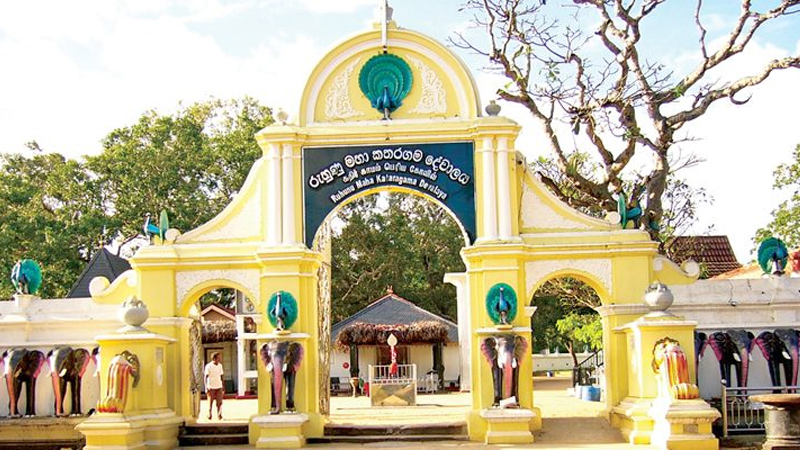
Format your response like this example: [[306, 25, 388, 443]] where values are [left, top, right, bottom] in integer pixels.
[[334, 321, 448, 350], [331, 289, 458, 350], [202, 320, 237, 343]]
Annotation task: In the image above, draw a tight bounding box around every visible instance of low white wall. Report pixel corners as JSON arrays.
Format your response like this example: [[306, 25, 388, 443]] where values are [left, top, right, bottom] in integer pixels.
[[532, 351, 593, 373], [0, 296, 117, 417]]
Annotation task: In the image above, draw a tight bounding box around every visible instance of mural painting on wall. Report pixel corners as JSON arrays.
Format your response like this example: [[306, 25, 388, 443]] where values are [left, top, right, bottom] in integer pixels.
[[480, 335, 527, 408], [652, 337, 699, 400], [97, 351, 140, 413], [3, 349, 46, 417], [303, 142, 476, 245], [260, 341, 304, 414], [755, 329, 800, 389], [701, 330, 755, 389]]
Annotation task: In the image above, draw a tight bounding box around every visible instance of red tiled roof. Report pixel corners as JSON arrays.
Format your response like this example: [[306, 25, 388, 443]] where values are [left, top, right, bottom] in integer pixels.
[[668, 235, 742, 279]]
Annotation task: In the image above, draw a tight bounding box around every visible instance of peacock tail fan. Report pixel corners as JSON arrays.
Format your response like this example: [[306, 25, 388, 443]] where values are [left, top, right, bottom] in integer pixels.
[[757, 237, 789, 274]]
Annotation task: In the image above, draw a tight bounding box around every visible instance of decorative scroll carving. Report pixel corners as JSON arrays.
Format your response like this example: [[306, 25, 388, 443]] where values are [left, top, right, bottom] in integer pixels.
[[525, 259, 612, 298], [325, 58, 364, 120], [189, 320, 203, 418], [315, 221, 332, 415], [176, 269, 260, 311], [408, 56, 446, 114]]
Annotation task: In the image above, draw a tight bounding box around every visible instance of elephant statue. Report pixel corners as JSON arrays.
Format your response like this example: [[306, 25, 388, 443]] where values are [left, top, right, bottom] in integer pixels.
[[755, 331, 793, 390], [48, 347, 91, 416], [480, 334, 528, 407], [3, 348, 46, 417], [96, 351, 140, 413], [260, 341, 304, 414], [705, 330, 754, 388], [694, 332, 707, 383], [652, 337, 699, 400], [775, 329, 800, 388]]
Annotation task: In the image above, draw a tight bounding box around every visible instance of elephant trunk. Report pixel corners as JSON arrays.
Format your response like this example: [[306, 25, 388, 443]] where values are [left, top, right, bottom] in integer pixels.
[[500, 352, 514, 400], [51, 373, 63, 415], [790, 346, 799, 386], [271, 356, 285, 412]]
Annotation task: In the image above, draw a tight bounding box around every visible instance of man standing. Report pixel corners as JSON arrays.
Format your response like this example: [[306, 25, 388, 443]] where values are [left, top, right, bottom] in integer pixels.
[[204, 352, 224, 420]]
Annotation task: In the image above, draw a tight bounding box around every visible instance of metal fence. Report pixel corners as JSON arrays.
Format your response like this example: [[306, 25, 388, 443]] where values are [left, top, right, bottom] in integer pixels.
[[720, 381, 800, 436]]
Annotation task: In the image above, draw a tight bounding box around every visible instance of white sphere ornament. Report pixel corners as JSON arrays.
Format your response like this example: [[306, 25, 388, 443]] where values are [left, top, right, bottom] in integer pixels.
[[118, 296, 149, 332], [644, 281, 674, 316]]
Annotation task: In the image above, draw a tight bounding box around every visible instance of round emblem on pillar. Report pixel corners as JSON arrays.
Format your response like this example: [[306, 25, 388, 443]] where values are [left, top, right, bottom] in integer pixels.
[[267, 290, 298, 331], [485, 283, 517, 326]]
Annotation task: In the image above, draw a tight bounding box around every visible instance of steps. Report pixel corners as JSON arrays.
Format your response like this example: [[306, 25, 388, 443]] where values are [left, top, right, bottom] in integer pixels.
[[178, 423, 249, 446], [317, 422, 468, 443]]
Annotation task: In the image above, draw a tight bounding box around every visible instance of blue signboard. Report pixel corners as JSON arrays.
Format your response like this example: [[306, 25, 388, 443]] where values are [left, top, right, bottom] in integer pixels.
[[303, 142, 476, 246]]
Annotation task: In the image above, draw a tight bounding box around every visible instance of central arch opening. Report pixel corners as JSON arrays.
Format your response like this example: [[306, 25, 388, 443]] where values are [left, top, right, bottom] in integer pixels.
[[313, 189, 471, 433]]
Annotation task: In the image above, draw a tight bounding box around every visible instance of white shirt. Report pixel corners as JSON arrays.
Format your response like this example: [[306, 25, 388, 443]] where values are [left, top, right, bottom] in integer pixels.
[[204, 361, 224, 390]]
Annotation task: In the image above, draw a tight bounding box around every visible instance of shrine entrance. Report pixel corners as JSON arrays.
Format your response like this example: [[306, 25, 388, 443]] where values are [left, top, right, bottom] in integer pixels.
[[82, 13, 717, 450]]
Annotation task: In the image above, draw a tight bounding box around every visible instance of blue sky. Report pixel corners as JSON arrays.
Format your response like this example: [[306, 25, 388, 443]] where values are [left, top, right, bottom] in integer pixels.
[[0, 0, 798, 262]]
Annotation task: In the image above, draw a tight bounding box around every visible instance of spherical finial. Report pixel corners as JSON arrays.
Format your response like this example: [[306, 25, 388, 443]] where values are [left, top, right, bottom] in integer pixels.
[[276, 109, 289, 125], [485, 100, 501, 116], [118, 296, 149, 332], [644, 281, 674, 316]]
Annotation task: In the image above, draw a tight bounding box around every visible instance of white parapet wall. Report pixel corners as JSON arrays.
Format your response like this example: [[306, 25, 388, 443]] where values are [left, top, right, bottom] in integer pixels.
[[0, 296, 120, 417], [670, 276, 800, 399]]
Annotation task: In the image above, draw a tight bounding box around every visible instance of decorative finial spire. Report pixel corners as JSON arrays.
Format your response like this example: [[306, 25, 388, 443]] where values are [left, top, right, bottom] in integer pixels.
[[386, 285, 393, 294], [380, 0, 393, 53]]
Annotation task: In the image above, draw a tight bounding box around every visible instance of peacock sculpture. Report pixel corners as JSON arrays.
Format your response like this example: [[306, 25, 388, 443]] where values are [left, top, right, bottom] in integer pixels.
[[11, 259, 42, 295], [758, 237, 789, 275], [268, 290, 298, 332], [358, 53, 412, 120], [486, 283, 517, 327], [143, 210, 169, 243]]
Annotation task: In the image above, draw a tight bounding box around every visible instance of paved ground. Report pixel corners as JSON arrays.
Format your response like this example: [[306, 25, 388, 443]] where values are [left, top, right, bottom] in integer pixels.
[[189, 376, 753, 449]]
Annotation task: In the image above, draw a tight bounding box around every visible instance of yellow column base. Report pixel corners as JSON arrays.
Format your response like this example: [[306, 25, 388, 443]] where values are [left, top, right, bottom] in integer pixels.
[[76, 409, 182, 450], [76, 413, 146, 450], [479, 409, 535, 444], [611, 397, 654, 444], [649, 398, 720, 450], [250, 413, 309, 449]]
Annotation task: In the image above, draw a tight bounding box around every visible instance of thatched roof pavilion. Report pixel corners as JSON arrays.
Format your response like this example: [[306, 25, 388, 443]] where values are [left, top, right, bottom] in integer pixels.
[[331, 288, 458, 349]]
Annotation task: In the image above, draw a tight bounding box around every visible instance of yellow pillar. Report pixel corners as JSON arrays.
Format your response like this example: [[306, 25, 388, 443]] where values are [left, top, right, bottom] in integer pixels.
[[77, 331, 182, 450], [463, 243, 539, 443], [249, 246, 323, 447]]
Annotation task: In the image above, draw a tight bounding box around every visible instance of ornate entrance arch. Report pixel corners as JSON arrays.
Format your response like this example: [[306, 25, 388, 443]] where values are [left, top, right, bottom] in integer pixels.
[[87, 16, 714, 449]]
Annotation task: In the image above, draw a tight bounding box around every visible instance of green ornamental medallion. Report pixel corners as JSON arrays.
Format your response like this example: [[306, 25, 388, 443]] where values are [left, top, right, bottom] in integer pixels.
[[267, 290, 298, 331], [358, 53, 413, 116], [485, 283, 517, 325]]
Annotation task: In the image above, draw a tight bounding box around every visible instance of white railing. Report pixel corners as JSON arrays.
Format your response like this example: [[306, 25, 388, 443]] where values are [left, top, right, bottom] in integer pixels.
[[368, 364, 418, 406], [369, 363, 417, 385]]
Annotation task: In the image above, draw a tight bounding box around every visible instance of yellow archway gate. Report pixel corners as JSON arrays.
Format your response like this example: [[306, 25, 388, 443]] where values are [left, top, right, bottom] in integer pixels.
[[81, 17, 720, 450]]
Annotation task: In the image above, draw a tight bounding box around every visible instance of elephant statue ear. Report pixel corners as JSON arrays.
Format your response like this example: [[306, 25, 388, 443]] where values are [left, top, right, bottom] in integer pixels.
[[259, 343, 272, 367], [480, 338, 497, 365], [513, 335, 528, 361], [287, 342, 304, 372]]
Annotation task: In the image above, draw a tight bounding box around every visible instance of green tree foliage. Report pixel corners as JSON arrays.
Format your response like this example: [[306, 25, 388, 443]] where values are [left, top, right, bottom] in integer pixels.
[[86, 97, 273, 246], [330, 193, 466, 323], [755, 144, 800, 249], [0, 97, 273, 298], [0, 151, 107, 298], [531, 277, 601, 363]]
